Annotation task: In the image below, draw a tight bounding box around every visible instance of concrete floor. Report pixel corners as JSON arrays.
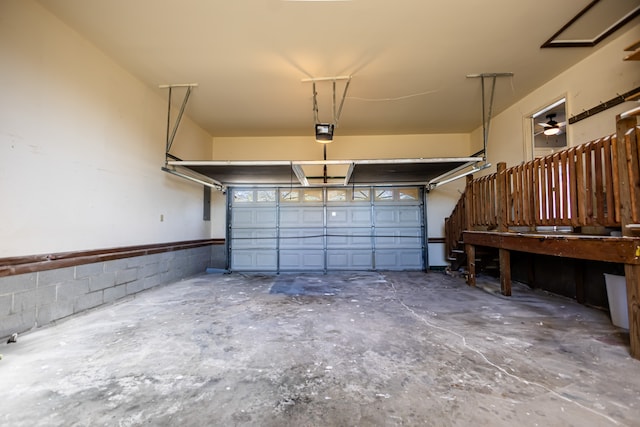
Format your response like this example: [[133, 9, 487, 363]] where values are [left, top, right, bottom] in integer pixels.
[[1, 271, 639, 427]]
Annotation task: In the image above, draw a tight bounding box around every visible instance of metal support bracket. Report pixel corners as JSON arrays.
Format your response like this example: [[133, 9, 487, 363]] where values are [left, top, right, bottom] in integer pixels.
[[427, 162, 492, 191], [303, 76, 352, 126], [161, 166, 225, 192], [159, 83, 198, 158], [466, 73, 513, 160]]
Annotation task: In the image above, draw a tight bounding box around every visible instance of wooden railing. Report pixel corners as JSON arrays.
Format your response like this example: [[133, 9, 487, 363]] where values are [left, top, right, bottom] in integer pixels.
[[505, 136, 620, 228], [444, 122, 640, 258], [444, 194, 465, 259]]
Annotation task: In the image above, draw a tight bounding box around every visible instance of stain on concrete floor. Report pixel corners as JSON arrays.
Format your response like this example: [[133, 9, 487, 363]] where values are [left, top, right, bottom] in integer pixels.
[[1, 271, 639, 426]]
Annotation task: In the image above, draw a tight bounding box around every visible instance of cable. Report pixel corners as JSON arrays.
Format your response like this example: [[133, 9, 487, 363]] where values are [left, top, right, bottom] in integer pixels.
[[347, 89, 441, 102]]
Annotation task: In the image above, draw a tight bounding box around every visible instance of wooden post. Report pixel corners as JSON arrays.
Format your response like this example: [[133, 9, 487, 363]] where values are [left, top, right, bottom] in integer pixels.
[[496, 162, 512, 296], [616, 114, 640, 360], [464, 175, 476, 287]]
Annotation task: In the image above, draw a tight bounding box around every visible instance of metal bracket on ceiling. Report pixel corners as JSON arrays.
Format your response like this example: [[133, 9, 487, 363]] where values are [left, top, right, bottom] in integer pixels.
[[161, 166, 225, 192], [426, 162, 492, 192], [159, 84, 226, 192], [159, 83, 198, 159], [302, 76, 352, 126], [466, 73, 513, 161]]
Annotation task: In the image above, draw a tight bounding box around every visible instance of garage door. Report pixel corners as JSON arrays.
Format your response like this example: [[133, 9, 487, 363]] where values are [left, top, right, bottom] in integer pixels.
[[229, 187, 425, 272]]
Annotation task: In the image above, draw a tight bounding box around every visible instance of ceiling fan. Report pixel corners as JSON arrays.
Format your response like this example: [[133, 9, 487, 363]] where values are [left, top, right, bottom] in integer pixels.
[[538, 113, 566, 136]]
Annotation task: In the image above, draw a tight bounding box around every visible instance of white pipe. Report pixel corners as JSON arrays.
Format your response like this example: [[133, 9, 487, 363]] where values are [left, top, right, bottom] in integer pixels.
[[162, 167, 224, 191], [429, 163, 492, 189], [301, 76, 352, 83], [620, 105, 640, 119], [466, 73, 513, 78], [158, 83, 199, 88]]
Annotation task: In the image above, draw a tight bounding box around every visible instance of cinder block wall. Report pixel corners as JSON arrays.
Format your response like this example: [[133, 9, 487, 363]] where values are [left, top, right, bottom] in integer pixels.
[[0, 246, 212, 338]]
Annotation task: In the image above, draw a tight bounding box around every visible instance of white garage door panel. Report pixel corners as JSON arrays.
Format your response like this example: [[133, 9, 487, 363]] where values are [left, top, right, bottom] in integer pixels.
[[280, 250, 325, 270], [279, 229, 324, 249], [280, 207, 324, 227], [232, 207, 277, 228], [375, 250, 423, 270], [326, 228, 372, 248], [374, 229, 422, 248], [327, 250, 373, 270], [229, 187, 425, 272], [326, 207, 371, 227], [374, 206, 421, 227], [231, 229, 277, 249], [232, 250, 278, 271]]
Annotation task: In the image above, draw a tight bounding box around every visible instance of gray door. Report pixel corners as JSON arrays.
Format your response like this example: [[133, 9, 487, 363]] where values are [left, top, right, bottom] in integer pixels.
[[229, 187, 425, 272]]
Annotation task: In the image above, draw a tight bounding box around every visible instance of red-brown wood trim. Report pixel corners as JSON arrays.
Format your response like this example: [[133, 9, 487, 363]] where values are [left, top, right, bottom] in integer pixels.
[[0, 239, 225, 278]]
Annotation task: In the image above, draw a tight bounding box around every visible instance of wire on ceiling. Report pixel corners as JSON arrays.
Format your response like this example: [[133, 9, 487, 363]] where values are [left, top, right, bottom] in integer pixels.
[[347, 89, 441, 102]]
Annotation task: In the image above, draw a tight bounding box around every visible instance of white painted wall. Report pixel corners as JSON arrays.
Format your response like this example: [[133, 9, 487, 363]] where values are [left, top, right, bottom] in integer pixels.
[[473, 25, 640, 168], [0, 1, 213, 257]]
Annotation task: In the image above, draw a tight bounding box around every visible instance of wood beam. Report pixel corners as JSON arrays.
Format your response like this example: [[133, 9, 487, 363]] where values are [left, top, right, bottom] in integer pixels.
[[499, 249, 511, 296], [463, 231, 640, 265], [616, 115, 640, 359], [496, 162, 511, 295], [0, 239, 225, 277], [464, 175, 476, 287]]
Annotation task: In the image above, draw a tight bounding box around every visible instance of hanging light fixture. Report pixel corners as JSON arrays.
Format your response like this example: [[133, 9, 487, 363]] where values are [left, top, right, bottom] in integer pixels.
[[542, 114, 561, 136], [315, 123, 334, 143]]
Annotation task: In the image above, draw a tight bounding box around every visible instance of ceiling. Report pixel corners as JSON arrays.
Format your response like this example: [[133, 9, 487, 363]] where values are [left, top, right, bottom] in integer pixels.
[[36, 0, 640, 139]]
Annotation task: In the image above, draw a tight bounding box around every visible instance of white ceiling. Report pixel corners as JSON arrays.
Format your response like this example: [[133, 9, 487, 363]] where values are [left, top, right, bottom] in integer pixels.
[[37, 0, 639, 138]]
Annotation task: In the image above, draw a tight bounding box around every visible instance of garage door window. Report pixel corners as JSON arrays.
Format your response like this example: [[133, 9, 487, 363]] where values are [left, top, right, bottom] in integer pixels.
[[327, 189, 371, 202], [232, 189, 276, 204], [375, 189, 394, 201]]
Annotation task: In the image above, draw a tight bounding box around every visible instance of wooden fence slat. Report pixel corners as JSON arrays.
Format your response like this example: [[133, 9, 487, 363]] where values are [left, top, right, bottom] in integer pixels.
[[626, 129, 640, 223], [524, 162, 532, 226], [611, 135, 621, 223], [603, 137, 615, 226], [518, 166, 525, 225], [568, 147, 579, 227], [511, 169, 519, 225], [585, 143, 594, 224], [576, 145, 586, 226], [533, 158, 541, 227], [545, 155, 554, 225], [560, 150, 569, 225], [553, 153, 561, 224], [594, 138, 605, 226]]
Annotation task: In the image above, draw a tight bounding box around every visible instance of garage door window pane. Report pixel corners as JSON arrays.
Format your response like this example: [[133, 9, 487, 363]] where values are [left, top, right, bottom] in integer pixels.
[[233, 190, 254, 203], [375, 189, 394, 201], [257, 190, 276, 203], [328, 189, 347, 202], [399, 188, 419, 201], [303, 189, 323, 202], [352, 189, 370, 201], [280, 189, 300, 202]]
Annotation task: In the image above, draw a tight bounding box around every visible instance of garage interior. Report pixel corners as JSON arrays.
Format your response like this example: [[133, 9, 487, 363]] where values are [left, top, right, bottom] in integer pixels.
[[1, 1, 640, 426]]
